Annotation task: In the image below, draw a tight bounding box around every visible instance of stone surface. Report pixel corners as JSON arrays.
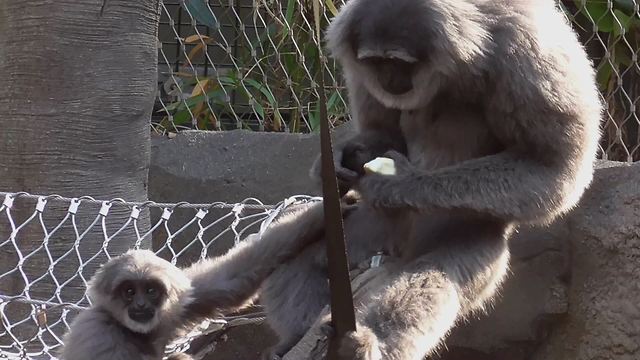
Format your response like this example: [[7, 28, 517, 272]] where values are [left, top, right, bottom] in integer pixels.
[[530, 161, 640, 360], [441, 220, 572, 360], [148, 130, 640, 359], [150, 130, 320, 205]]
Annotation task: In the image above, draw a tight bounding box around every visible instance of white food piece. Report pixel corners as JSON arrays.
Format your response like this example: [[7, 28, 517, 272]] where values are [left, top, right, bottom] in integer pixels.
[[363, 157, 397, 175]]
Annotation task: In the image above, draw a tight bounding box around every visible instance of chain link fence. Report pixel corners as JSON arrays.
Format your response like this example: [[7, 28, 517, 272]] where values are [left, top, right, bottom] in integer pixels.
[[562, 0, 640, 162], [154, 0, 347, 134], [0, 191, 316, 359], [154, 0, 640, 162]]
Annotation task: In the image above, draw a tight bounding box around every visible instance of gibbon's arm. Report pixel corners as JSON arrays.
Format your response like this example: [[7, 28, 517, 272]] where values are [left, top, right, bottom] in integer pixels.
[[359, 151, 566, 224], [358, 73, 600, 224], [182, 201, 327, 320]]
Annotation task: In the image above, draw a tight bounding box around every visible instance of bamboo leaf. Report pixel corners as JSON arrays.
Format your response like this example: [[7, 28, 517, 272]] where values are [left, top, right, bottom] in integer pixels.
[[285, 0, 296, 25], [182, 0, 219, 29], [184, 34, 212, 44], [585, 1, 615, 32], [187, 43, 206, 62], [191, 79, 210, 97], [171, 109, 193, 126], [326, 91, 340, 113], [614, 0, 636, 15], [309, 102, 321, 132], [253, 101, 265, 120], [613, 9, 632, 37], [325, 0, 339, 17], [312, 0, 321, 39], [243, 78, 278, 106], [596, 60, 613, 89]]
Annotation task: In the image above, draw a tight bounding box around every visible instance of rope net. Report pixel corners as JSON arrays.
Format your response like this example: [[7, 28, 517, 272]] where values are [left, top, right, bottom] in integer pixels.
[[0, 192, 314, 359]]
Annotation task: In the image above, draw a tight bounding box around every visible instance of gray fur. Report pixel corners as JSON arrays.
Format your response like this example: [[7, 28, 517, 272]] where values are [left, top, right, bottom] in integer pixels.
[[59, 250, 194, 360], [259, 203, 404, 358], [270, 0, 602, 359], [327, 0, 602, 223], [60, 201, 332, 360], [181, 201, 333, 321]]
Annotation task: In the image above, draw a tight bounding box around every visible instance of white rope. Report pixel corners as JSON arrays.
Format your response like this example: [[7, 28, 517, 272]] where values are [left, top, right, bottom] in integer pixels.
[[0, 190, 317, 359]]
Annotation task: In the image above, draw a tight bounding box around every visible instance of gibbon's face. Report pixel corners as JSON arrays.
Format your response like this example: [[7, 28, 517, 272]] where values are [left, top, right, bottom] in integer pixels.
[[360, 56, 418, 96], [351, 0, 431, 95], [346, 0, 435, 107], [115, 278, 167, 329]]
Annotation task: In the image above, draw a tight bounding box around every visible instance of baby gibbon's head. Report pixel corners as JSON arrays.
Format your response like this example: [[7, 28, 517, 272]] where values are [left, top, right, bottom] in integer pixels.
[[87, 250, 191, 333]]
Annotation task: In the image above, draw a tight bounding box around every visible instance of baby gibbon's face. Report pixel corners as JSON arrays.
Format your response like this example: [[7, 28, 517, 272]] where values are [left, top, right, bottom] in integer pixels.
[[115, 278, 167, 333]]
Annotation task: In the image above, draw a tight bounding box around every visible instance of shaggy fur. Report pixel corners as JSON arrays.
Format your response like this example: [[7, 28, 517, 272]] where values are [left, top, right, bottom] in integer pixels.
[[95, 3, 602, 358], [60, 250, 193, 360], [60, 201, 333, 360], [182, 201, 332, 320], [270, 0, 604, 359]]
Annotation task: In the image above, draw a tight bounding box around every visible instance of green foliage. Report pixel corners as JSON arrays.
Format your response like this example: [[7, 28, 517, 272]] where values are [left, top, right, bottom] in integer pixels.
[[563, 0, 640, 161], [568, 0, 640, 91], [160, 0, 347, 133], [163, 1, 640, 135], [183, 0, 218, 29]]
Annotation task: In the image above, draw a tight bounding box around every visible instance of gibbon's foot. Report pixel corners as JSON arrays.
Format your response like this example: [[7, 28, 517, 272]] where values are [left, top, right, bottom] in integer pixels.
[[343, 189, 362, 205], [318, 321, 335, 339], [338, 326, 383, 360], [308, 141, 359, 189], [318, 321, 382, 360]]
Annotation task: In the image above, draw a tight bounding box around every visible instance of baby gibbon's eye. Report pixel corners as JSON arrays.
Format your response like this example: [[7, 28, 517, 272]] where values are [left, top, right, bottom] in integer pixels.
[[146, 287, 158, 298], [124, 287, 135, 298]]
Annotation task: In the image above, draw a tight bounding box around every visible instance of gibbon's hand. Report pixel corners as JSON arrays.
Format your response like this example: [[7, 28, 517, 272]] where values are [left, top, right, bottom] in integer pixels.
[[309, 140, 360, 193], [357, 150, 417, 209], [310, 135, 403, 196]]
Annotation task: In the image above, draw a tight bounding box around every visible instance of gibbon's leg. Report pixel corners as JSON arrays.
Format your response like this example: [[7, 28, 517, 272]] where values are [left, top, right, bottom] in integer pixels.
[[260, 242, 332, 359], [338, 232, 510, 360], [260, 204, 398, 359]]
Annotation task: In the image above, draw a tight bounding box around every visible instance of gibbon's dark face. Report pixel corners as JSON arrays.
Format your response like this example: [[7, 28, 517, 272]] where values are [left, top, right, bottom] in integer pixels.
[[115, 279, 167, 324], [361, 57, 417, 95], [349, 0, 433, 95]]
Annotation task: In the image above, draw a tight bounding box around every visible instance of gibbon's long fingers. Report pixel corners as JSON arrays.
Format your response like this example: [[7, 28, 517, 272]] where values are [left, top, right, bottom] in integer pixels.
[[183, 201, 327, 320], [309, 144, 359, 185]]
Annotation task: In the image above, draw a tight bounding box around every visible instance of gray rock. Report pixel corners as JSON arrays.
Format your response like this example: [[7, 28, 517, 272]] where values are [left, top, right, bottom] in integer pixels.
[[442, 162, 640, 360], [442, 220, 572, 360], [531, 162, 640, 360]]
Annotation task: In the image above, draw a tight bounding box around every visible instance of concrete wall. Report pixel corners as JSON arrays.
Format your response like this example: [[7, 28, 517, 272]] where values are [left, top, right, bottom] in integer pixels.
[[149, 130, 321, 265]]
